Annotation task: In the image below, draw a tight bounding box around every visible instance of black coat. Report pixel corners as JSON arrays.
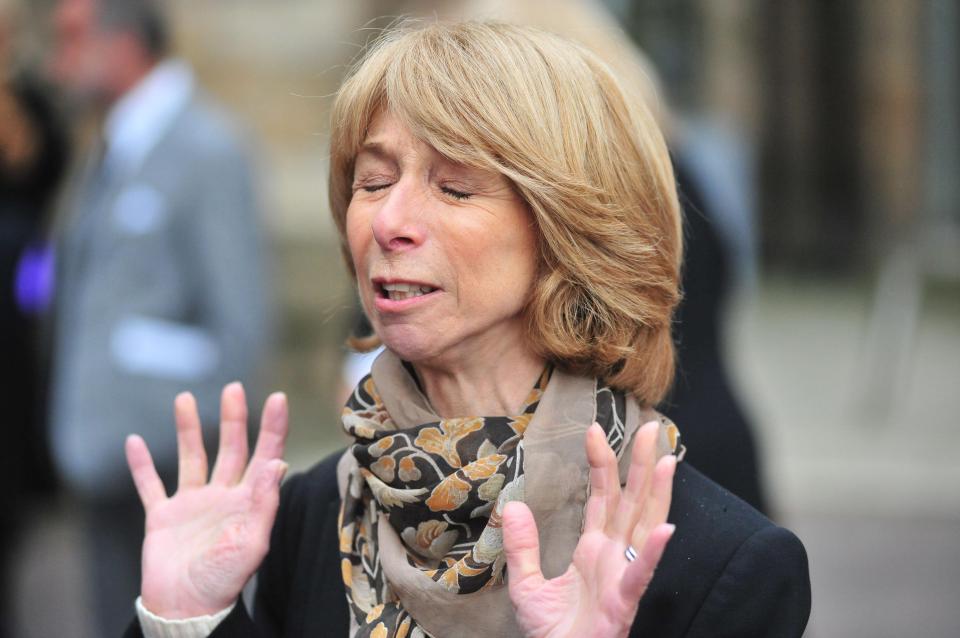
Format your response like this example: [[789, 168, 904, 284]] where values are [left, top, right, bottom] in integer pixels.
[[126, 451, 810, 638]]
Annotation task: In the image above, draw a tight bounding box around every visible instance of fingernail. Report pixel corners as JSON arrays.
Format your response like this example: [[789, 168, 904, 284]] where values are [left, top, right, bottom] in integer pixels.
[[277, 461, 289, 482], [665, 523, 676, 536]]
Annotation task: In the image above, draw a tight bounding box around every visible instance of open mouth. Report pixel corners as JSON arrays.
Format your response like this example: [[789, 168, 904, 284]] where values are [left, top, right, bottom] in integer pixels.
[[376, 282, 439, 302]]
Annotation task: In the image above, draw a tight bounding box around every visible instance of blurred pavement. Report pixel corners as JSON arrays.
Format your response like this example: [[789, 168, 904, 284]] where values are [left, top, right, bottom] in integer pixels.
[[731, 275, 960, 637]]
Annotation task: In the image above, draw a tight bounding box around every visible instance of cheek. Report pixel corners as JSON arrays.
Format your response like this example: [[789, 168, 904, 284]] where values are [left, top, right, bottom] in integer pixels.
[[345, 208, 376, 306], [461, 226, 538, 310], [502, 249, 538, 307], [502, 228, 539, 309], [345, 206, 370, 270]]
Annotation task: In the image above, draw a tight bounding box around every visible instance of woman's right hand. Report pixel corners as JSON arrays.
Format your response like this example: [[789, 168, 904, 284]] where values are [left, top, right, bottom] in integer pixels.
[[125, 383, 289, 619]]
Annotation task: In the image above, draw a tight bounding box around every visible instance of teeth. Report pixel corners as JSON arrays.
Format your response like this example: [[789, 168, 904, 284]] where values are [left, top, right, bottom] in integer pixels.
[[381, 283, 436, 301]]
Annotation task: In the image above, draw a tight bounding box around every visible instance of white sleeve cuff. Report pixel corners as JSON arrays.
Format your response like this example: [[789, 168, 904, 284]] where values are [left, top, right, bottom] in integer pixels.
[[135, 596, 236, 638]]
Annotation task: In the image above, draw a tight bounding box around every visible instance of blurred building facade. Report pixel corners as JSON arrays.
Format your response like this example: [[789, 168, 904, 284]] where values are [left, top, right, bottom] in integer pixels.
[[615, 0, 958, 276]]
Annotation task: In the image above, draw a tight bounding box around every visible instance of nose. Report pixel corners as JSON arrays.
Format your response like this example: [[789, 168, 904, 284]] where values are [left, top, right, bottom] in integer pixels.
[[371, 178, 427, 252]]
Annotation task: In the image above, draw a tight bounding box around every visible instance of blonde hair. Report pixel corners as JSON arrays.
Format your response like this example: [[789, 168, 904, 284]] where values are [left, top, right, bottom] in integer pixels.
[[329, 20, 682, 406]]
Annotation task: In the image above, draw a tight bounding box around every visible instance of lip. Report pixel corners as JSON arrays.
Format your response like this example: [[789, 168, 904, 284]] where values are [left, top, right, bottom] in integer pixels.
[[371, 277, 442, 313]]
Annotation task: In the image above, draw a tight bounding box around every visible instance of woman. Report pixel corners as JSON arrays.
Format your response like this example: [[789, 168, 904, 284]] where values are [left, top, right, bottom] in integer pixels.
[[124, 21, 810, 638]]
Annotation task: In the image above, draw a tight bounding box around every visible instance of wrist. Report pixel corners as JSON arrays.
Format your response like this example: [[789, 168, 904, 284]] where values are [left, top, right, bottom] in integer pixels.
[[142, 587, 235, 620], [549, 618, 631, 638]]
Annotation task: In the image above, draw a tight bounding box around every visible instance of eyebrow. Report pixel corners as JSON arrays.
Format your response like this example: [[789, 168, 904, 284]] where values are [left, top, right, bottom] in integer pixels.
[[355, 138, 473, 176], [356, 141, 392, 162]]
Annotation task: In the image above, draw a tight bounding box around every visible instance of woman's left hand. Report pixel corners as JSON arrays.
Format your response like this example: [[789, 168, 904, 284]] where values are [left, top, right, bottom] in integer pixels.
[[502, 421, 676, 638]]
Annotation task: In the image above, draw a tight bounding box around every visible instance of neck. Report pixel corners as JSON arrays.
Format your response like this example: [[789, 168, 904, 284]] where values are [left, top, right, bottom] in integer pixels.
[[411, 329, 546, 418]]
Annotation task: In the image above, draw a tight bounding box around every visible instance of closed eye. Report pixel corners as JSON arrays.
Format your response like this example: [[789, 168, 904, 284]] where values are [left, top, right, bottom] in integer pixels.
[[441, 186, 471, 200], [361, 183, 391, 193]]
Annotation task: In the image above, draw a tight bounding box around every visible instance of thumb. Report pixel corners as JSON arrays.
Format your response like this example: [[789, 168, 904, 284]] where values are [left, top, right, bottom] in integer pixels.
[[502, 501, 545, 602]]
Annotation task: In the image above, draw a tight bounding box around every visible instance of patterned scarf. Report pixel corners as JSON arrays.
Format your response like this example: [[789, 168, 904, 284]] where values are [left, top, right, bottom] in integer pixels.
[[337, 367, 661, 638]]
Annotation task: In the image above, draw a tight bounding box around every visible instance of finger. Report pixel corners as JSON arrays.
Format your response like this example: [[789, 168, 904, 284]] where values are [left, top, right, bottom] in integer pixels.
[[125, 435, 167, 510], [243, 392, 289, 486], [621, 523, 675, 602], [174, 393, 208, 490], [210, 382, 249, 486], [583, 422, 620, 533], [250, 459, 289, 541], [612, 421, 659, 539], [502, 501, 546, 601], [632, 454, 676, 550]]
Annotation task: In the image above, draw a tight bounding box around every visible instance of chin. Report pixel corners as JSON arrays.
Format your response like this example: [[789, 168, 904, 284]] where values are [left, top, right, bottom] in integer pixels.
[[375, 326, 438, 364]]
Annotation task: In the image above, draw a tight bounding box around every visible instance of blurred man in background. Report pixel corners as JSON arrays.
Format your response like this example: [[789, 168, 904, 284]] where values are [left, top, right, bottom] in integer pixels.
[[47, 0, 271, 633]]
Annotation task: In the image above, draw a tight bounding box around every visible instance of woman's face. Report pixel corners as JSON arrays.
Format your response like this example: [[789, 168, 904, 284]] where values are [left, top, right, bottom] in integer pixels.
[[346, 110, 538, 367]]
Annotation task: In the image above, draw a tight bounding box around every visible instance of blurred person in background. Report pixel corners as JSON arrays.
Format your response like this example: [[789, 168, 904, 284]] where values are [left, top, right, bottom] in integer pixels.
[[0, 1, 68, 635], [668, 160, 767, 513], [46, 0, 272, 634]]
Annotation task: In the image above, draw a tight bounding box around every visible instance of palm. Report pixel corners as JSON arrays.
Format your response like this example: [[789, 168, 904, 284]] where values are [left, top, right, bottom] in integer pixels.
[[126, 384, 289, 619], [140, 484, 262, 612], [504, 422, 676, 638]]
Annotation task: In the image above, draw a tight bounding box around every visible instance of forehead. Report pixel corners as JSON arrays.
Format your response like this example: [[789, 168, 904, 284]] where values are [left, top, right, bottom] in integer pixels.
[[360, 111, 422, 149], [356, 110, 448, 165]]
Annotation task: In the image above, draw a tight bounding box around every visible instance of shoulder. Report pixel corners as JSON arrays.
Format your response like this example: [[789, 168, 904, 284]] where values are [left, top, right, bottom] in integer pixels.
[[254, 450, 349, 634], [269, 449, 347, 568], [278, 449, 345, 523], [258, 449, 344, 577], [632, 463, 810, 637], [669, 460, 770, 548]]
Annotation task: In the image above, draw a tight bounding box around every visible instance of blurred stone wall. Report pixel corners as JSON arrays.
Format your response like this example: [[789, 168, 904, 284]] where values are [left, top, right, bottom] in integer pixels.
[[170, 0, 368, 239]]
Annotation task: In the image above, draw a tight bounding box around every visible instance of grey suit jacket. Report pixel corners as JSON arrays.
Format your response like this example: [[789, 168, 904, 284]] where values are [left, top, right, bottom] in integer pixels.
[[50, 86, 271, 498]]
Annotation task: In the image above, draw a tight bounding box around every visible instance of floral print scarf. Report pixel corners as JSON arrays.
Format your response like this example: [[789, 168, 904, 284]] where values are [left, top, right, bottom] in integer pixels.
[[337, 366, 650, 638]]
